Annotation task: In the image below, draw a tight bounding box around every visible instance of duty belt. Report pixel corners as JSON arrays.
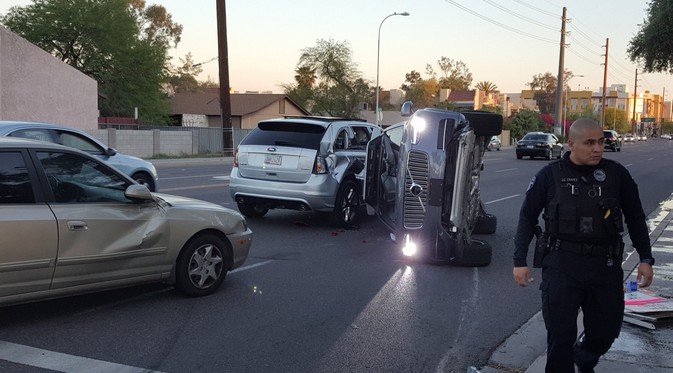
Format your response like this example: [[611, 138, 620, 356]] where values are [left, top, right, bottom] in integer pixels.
[[551, 239, 613, 256]]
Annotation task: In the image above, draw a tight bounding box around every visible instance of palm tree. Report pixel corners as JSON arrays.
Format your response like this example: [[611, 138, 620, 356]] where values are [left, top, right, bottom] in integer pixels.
[[294, 66, 316, 89], [475, 81, 498, 95]]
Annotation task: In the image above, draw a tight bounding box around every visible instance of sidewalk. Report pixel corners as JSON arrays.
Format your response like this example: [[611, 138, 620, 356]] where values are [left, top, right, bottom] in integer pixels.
[[478, 196, 673, 373]]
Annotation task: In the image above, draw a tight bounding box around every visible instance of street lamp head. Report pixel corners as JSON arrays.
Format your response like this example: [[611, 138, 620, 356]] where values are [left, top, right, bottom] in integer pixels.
[[397, 11, 410, 16]]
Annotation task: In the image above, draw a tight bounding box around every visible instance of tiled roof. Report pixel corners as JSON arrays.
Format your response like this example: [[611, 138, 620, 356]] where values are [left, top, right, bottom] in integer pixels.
[[448, 90, 476, 102], [170, 89, 309, 116]]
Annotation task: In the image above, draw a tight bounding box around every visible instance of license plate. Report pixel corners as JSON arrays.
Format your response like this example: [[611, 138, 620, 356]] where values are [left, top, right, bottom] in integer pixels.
[[526, 145, 533, 148], [264, 155, 282, 165]]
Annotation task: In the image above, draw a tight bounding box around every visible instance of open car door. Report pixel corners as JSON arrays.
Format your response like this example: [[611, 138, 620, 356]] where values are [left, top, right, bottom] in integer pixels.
[[364, 131, 400, 230]]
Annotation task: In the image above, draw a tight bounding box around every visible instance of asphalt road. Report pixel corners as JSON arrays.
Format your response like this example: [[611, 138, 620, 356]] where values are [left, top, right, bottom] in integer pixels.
[[1, 138, 672, 373]]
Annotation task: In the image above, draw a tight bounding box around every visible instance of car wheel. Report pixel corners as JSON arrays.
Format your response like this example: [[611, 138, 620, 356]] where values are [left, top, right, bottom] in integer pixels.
[[516, 153, 523, 159], [617, 147, 621, 152], [462, 111, 503, 137], [237, 202, 268, 218], [496, 147, 500, 151], [132, 172, 155, 192], [545, 149, 552, 160], [175, 234, 228, 297], [454, 239, 492, 267], [473, 213, 497, 235], [334, 180, 360, 228]]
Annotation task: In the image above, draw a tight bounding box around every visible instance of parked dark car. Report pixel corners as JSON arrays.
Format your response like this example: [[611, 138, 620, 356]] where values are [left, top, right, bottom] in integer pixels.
[[603, 130, 622, 152], [365, 103, 502, 267], [515, 132, 563, 160]]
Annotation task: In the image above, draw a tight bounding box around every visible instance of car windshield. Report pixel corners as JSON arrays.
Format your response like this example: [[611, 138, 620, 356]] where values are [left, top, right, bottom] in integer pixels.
[[523, 134, 548, 141], [241, 121, 326, 150]]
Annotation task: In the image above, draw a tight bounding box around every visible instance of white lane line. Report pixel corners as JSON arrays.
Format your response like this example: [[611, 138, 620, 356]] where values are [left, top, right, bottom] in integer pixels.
[[160, 174, 224, 180], [484, 194, 521, 204], [230, 260, 273, 274], [0, 341, 163, 373], [159, 183, 229, 192], [495, 168, 517, 173]]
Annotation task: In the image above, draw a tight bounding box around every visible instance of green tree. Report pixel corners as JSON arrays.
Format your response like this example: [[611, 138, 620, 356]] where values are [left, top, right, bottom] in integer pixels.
[[628, 0, 673, 73], [506, 109, 544, 139], [604, 108, 629, 133], [527, 72, 557, 115], [168, 52, 204, 93], [283, 39, 367, 118], [434, 57, 472, 90], [1, 0, 182, 124], [660, 121, 673, 135], [475, 81, 499, 95], [282, 65, 317, 109]]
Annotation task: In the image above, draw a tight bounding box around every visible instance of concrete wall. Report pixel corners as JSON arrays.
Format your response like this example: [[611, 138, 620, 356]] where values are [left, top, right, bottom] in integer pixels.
[[0, 27, 98, 130], [90, 128, 218, 158]]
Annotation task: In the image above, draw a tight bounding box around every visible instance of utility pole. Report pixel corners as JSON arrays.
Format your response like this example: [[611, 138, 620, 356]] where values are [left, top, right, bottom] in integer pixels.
[[216, 0, 233, 155], [632, 69, 638, 135], [600, 38, 609, 128], [554, 7, 567, 136]]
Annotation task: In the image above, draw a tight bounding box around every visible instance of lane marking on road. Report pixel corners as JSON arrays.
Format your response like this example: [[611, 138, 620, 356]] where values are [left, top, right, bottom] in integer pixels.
[[159, 174, 225, 180], [230, 260, 273, 274], [495, 168, 517, 173], [484, 194, 520, 204], [159, 183, 229, 192], [0, 340, 164, 373]]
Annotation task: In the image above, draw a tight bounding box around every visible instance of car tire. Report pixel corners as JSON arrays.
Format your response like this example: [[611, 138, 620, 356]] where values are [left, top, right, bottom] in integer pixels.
[[175, 234, 228, 297], [454, 238, 492, 267], [334, 179, 360, 228], [617, 147, 621, 152], [516, 153, 523, 159], [132, 172, 156, 192], [462, 111, 503, 137], [473, 213, 497, 235], [545, 149, 552, 160], [237, 202, 268, 218]]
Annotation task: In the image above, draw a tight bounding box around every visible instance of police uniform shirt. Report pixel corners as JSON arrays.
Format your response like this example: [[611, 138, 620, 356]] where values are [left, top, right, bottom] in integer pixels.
[[513, 152, 653, 268]]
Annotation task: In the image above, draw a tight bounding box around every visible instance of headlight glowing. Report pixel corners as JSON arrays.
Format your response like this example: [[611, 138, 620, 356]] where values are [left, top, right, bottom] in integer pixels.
[[402, 234, 417, 256], [410, 116, 426, 144]]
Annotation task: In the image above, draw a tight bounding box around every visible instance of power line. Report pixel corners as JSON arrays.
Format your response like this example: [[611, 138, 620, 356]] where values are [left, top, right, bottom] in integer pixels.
[[568, 23, 602, 48], [567, 47, 599, 65], [442, 0, 557, 44], [481, 0, 557, 31], [511, 0, 558, 18]]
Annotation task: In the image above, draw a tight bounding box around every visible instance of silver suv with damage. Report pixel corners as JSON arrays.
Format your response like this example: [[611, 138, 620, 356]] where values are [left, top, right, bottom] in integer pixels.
[[364, 103, 502, 266], [229, 116, 382, 227]]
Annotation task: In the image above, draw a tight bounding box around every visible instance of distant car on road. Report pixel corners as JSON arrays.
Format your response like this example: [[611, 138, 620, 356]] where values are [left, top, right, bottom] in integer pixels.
[[0, 121, 159, 191], [0, 137, 252, 306], [603, 130, 622, 152], [487, 136, 501, 151], [515, 132, 563, 160], [624, 134, 636, 142]]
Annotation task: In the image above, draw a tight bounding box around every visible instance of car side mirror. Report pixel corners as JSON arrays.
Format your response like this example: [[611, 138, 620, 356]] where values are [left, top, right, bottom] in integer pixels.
[[125, 184, 154, 201], [401, 101, 414, 117], [106, 147, 117, 157]]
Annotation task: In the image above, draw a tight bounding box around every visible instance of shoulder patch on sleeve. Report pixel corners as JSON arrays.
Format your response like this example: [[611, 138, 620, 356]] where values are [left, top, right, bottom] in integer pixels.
[[526, 176, 536, 192]]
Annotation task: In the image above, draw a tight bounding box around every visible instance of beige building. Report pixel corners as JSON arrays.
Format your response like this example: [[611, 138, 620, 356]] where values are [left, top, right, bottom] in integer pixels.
[[0, 27, 98, 130], [170, 89, 310, 130]]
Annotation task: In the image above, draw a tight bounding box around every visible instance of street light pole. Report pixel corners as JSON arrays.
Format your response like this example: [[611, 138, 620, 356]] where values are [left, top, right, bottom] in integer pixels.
[[376, 11, 409, 126]]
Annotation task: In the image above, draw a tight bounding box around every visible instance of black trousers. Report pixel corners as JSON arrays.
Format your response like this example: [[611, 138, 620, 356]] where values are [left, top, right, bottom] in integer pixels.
[[540, 250, 624, 372]]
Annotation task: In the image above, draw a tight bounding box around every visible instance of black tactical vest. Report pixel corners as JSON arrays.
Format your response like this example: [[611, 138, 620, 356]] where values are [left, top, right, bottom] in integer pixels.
[[544, 159, 624, 244]]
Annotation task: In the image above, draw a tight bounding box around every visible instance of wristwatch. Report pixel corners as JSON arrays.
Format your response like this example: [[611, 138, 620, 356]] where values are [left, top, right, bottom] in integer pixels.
[[640, 258, 655, 265]]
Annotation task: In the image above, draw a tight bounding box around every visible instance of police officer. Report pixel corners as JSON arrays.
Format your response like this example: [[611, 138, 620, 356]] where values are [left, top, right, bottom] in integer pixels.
[[512, 118, 654, 372]]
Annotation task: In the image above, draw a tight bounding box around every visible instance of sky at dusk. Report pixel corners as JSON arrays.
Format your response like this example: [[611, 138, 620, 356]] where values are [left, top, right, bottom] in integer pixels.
[[2, 0, 671, 98]]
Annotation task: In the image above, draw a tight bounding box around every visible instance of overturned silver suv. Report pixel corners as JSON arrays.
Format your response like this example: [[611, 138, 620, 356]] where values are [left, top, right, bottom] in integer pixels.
[[364, 103, 502, 266]]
